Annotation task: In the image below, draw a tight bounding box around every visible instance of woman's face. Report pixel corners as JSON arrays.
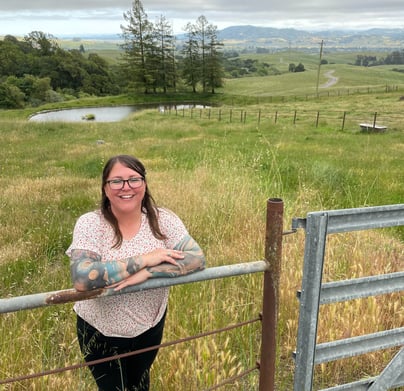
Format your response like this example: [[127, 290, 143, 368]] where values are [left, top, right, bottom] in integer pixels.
[[104, 162, 146, 216]]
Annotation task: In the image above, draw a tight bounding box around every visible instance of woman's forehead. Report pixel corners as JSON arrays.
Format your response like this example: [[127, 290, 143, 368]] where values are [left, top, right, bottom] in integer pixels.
[[109, 162, 140, 176]]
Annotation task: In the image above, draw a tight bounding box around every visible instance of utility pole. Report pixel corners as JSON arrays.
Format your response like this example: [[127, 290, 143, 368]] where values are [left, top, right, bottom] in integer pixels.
[[316, 39, 324, 97]]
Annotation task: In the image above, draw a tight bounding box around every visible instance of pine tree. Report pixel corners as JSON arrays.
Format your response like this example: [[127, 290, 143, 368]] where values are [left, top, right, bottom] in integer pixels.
[[182, 22, 201, 93], [153, 15, 176, 93], [205, 24, 224, 93], [120, 0, 154, 93], [182, 16, 224, 94], [194, 16, 210, 93]]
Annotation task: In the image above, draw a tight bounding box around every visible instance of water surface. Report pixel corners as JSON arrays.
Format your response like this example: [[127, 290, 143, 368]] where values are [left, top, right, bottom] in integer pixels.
[[29, 104, 208, 123], [29, 106, 138, 123]]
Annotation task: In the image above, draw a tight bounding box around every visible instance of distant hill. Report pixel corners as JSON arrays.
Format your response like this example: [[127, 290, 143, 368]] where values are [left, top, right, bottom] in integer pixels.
[[216, 25, 404, 50], [58, 25, 404, 51]]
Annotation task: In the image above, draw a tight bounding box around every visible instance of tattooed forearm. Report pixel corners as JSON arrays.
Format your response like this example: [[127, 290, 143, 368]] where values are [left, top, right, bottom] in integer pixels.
[[70, 249, 144, 291], [147, 235, 206, 279], [146, 253, 201, 277], [173, 235, 205, 256], [127, 255, 144, 274]]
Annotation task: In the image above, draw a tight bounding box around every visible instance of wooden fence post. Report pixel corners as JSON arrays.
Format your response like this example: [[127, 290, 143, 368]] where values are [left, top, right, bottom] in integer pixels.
[[341, 111, 346, 131]]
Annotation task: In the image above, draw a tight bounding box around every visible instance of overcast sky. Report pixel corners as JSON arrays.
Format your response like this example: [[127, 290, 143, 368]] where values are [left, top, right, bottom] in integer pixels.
[[1, 0, 404, 37]]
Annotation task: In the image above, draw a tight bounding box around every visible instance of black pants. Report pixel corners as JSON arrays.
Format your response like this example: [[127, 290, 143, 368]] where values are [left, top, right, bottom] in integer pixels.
[[77, 312, 166, 391]]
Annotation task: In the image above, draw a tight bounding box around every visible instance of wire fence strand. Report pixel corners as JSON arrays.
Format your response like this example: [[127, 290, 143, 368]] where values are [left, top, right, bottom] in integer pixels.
[[0, 316, 262, 387]]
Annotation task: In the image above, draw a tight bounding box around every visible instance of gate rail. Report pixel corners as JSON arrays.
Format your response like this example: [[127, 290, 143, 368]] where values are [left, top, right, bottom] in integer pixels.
[[292, 204, 404, 390]]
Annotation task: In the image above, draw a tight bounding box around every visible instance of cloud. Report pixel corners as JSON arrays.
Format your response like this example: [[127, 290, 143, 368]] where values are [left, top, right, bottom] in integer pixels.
[[1, 0, 404, 36]]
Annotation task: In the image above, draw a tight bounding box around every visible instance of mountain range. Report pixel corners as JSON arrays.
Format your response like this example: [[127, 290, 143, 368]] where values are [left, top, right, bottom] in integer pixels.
[[216, 26, 404, 50], [61, 25, 404, 50]]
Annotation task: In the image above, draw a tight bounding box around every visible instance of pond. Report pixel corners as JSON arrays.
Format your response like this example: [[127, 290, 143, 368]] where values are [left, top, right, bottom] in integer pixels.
[[29, 106, 139, 123], [29, 104, 208, 123]]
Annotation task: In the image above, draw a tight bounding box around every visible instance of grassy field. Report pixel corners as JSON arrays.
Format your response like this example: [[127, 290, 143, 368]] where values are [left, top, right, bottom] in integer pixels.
[[0, 65, 403, 390], [221, 64, 404, 98]]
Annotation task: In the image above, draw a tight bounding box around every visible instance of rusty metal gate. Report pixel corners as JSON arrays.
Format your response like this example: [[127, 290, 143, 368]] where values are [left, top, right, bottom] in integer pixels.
[[292, 204, 404, 390]]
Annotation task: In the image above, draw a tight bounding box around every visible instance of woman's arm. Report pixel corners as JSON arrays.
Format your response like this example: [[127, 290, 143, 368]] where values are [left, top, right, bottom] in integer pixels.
[[108, 235, 206, 291], [70, 235, 203, 292], [147, 235, 206, 277], [70, 249, 145, 291]]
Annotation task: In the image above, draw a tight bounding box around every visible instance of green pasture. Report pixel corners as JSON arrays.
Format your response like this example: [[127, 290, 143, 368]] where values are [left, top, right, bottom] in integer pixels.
[[221, 63, 404, 97], [0, 63, 403, 390]]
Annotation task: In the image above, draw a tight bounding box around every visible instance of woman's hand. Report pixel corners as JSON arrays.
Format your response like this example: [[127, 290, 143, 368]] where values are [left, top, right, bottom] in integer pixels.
[[108, 248, 184, 291], [108, 268, 151, 290], [142, 248, 184, 268]]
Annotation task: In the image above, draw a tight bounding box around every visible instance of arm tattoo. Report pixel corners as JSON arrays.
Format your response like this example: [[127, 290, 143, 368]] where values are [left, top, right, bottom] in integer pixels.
[[147, 235, 206, 279], [70, 249, 144, 291], [127, 255, 144, 274]]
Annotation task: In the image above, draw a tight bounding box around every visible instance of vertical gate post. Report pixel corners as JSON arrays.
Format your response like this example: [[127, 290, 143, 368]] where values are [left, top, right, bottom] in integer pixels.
[[259, 198, 284, 391]]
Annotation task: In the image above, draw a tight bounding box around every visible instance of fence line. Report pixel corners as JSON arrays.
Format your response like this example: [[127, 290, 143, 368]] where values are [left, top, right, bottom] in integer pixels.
[[225, 84, 403, 105], [0, 316, 261, 386], [0, 266, 268, 389], [0, 261, 267, 314], [162, 106, 404, 131]]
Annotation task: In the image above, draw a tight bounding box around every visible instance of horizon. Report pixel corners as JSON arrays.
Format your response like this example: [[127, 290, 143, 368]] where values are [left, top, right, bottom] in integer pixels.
[[1, 0, 404, 38], [2, 24, 404, 40]]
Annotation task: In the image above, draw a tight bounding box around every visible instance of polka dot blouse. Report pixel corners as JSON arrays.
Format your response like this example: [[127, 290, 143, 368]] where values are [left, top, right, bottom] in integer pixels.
[[66, 208, 188, 338]]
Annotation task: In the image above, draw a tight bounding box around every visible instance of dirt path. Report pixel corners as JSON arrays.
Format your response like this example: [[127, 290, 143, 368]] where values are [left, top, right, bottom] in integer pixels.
[[320, 70, 339, 88]]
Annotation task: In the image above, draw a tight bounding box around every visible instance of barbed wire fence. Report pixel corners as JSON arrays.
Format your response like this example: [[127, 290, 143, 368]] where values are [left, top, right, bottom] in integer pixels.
[[159, 84, 404, 132]]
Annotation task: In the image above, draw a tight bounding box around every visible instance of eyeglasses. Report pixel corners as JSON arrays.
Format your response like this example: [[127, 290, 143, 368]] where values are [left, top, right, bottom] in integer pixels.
[[106, 177, 145, 190]]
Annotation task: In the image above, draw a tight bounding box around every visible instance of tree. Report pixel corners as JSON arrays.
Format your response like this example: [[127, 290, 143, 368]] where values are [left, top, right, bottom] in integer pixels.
[[194, 16, 209, 92], [182, 23, 201, 93], [24, 31, 59, 56], [153, 15, 176, 93], [0, 83, 25, 109], [120, 0, 155, 93], [0, 31, 120, 106], [6, 74, 52, 105], [0, 38, 27, 77], [182, 16, 224, 93], [205, 24, 224, 93], [82, 53, 119, 95]]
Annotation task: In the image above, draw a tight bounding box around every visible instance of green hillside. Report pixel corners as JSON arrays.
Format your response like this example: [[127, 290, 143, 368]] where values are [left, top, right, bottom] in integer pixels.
[[0, 36, 403, 390]]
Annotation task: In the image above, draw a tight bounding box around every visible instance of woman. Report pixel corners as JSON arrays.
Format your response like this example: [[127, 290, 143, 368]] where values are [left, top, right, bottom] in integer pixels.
[[66, 154, 206, 391]]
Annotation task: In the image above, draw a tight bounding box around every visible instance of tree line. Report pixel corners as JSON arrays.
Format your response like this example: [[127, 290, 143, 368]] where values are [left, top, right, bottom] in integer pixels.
[[120, 0, 223, 95], [0, 0, 224, 109], [0, 31, 120, 108], [355, 50, 404, 67]]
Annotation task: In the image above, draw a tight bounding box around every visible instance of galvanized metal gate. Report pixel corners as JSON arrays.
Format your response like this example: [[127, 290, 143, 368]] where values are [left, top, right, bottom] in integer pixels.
[[292, 204, 404, 390]]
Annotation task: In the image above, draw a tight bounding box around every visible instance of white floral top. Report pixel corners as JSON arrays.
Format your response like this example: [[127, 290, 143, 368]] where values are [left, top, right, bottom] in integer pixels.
[[66, 208, 188, 338]]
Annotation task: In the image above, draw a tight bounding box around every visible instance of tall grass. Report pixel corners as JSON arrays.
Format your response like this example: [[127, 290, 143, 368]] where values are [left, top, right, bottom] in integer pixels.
[[0, 90, 403, 390]]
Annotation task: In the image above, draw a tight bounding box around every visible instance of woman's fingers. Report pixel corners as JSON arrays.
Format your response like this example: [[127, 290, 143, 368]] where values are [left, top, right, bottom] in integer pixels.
[[166, 250, 184, 260]]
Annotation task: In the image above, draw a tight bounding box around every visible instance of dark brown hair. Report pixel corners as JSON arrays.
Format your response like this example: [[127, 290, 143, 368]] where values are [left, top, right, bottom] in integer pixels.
[[101, 155, 166, 248]]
